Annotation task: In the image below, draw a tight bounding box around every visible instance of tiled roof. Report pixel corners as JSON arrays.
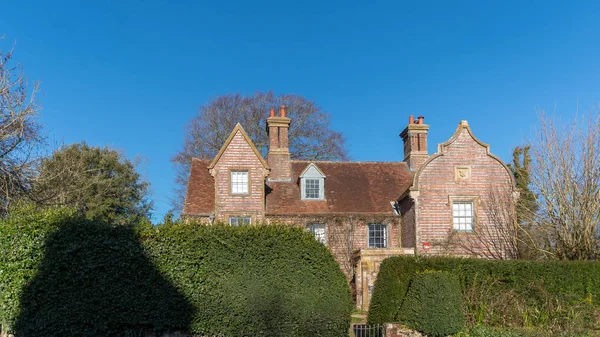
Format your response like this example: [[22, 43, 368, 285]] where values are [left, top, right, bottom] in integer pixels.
[[266, 161, 413, 215], [182, 159, 414, 216], [182, 158, 214, 215]]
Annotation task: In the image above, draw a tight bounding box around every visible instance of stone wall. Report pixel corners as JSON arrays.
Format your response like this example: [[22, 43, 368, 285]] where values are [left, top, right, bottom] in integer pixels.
[[354, 248, 414, 311], [385, 323, 427, 337]]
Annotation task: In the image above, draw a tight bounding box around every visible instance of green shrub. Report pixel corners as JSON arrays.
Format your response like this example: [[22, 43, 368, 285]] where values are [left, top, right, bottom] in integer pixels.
[[0, 205, 70, 330], [368, 255, 600, 334], [459, 325, 600, 337], [367, 255, 418, 325], [0, 207, 352, 337], [144, 223, 353, 336], [0, 205, 192, 336], [398, 270, 464, 336]]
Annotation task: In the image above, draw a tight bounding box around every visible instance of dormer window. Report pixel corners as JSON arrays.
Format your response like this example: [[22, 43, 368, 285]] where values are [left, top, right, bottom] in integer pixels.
[[304, 179, 321, 199], [300, 163, 325, 200]]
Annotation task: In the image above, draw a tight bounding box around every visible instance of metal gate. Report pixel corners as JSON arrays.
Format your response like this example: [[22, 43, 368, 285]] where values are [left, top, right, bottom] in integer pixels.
[[352, 324, 385, 337]]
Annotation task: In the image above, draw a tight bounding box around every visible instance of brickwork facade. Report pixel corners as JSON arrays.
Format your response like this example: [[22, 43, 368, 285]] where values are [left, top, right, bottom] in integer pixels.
[[208, 125, 269, 223], [183, 114, 515, 311], [409, 121, 514, 257]]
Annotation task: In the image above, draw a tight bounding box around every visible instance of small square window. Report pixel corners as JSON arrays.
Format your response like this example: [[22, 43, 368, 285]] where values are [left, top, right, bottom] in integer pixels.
[[304, 178, 321, 199], [453, 201, 474, 231], [231, 171, 248, 194], [368, 224, 388, 248], [306, 224, 326, 245], [229, 216, 251, 226]]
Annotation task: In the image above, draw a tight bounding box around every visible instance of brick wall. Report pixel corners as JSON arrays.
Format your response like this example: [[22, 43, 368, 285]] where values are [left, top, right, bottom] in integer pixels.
[[414, 124, 514, 256], [264, 215, 401, 278], [400, 197, 416, 248], [212, 130, 269, 222]]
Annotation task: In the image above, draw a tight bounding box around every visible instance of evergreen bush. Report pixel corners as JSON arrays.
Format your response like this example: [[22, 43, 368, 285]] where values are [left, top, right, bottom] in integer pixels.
[[0, 205, 192, 337], [367, 256, 600, 334], [0, 208, 353, 337], [398, 270, 464, 336], [144, 223, 353, 336]]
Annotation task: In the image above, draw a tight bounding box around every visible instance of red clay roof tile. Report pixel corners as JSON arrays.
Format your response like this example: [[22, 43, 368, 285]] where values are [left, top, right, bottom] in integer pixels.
[[182, 158, 214, 215], [265, 161, 413, 215]]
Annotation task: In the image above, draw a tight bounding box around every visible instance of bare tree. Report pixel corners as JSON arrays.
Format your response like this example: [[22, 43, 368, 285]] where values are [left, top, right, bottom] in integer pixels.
[[171, 91, 349, 211], [0, 37, 42, 213], [528, 111, 600, 260]]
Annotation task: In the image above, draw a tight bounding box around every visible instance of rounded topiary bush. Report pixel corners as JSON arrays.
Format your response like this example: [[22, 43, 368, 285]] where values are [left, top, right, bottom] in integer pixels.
[[144, 223, 353, 337], [398, 270, 464, 337]]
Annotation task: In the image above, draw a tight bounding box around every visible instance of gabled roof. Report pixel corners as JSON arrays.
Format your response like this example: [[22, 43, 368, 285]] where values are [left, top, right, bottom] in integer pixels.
[[299, 163, 326, 178], [266, 161, 413, 215], [208, 123, 268, 169], [182, 158, 214, 216]]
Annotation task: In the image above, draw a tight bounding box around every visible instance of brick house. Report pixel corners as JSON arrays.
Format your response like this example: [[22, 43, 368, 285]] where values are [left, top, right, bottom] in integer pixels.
[[182, 107, 515, 310]]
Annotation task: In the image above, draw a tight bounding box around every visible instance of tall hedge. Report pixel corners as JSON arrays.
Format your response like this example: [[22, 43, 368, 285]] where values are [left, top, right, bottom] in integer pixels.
[[368, 255, 600, 332], [398, 270, 464, 336], [143, 223, 353, 337], [0, 205, 192, 336], [0, 208, 352, 337]]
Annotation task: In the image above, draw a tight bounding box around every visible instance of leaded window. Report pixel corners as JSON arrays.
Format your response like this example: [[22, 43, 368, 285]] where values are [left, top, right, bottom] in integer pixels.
[[368, 224, 388, 248]]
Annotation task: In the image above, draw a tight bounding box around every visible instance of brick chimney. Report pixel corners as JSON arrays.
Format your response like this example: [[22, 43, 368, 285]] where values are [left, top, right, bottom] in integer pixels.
[[400, 115, 429, 171], [266, 105, 292, 181]]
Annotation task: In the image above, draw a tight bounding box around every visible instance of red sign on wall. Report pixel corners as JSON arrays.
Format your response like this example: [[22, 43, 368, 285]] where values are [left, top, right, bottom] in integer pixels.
[[422, 242, 431, 250]]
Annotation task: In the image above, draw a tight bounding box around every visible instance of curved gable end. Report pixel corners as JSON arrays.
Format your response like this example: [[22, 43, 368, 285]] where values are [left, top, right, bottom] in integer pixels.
[[409, 119, 516, 257], [412, 120, 514, 190]]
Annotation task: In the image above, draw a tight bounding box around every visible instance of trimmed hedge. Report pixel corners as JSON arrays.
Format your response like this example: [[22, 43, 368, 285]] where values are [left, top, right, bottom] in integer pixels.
[[368, 256, 600, 332], [0, 205, 192, 336], [144, 222, 353, 336], [0, 207, 352, 336], [398, 270, 464, 336]]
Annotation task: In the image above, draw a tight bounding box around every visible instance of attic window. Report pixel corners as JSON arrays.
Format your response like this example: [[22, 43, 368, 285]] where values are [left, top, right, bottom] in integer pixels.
[[300, 163, 325, 200], [304, 179, 321, 199]]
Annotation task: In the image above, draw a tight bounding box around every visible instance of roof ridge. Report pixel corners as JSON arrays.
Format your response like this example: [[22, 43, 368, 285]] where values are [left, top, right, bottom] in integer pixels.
[[291, 160, 407, 164]]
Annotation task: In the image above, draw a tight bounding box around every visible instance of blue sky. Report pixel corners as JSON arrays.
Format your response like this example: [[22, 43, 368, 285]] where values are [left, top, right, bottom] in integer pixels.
[[2, 1, 599, 222]]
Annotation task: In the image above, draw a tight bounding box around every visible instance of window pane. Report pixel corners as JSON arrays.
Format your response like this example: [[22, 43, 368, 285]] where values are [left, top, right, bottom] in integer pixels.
[[307, 224, 326, 245], [368, 224, 388, 248], [453, 201, 474, 231], [231, 171, 248, 194], [230, 216, 251, 226], [304, 178, 321, 199]]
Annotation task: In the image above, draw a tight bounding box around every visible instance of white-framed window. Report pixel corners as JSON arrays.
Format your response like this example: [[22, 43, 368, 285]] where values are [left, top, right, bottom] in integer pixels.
[[368, 224, 388, 248], [306, 224, 327, 245], [300, 163, 325, 200], [229, 216, 251, 226], [231, 171, 248, 194], [304, 179, 321, 199], [453, 201, 474, 231]]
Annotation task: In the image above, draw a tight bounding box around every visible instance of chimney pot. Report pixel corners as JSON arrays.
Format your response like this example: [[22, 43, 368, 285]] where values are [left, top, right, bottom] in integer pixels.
[[417, 116, 425, 124], [280, 105, 286, 117], [409, 115, 414, 124], [269, 107, 275, 117]]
